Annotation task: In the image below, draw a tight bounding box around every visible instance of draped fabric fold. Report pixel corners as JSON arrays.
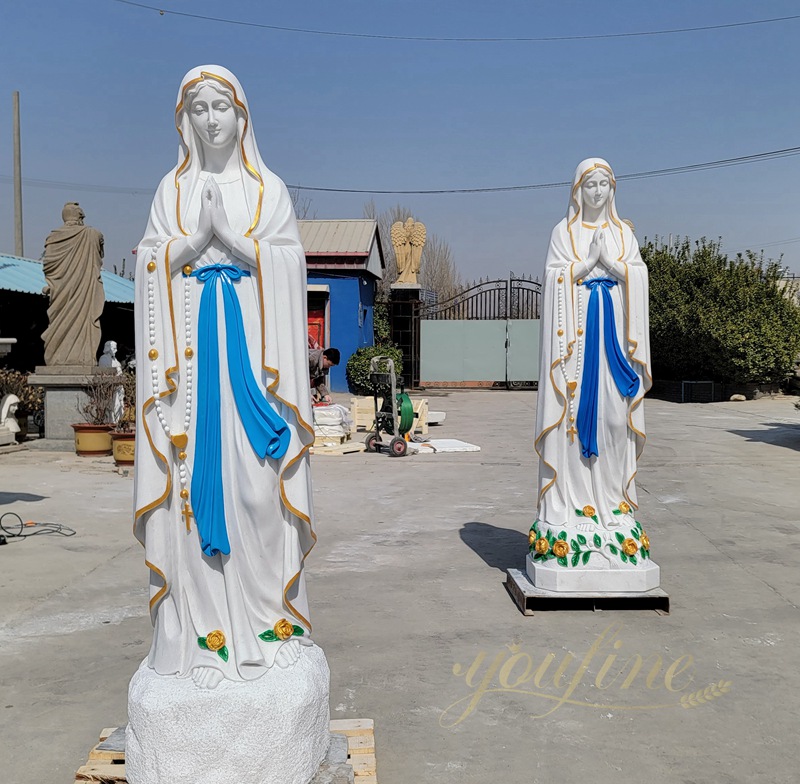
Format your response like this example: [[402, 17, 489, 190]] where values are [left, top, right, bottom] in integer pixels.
[[190, 264, 290, 558], [576, 278, 640, 459]]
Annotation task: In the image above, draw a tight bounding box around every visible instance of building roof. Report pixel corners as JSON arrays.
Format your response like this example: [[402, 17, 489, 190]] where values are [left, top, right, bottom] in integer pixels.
[[298, 219, 378, 256], [0, 253, 135, 303], [297, 219, 385, 279]]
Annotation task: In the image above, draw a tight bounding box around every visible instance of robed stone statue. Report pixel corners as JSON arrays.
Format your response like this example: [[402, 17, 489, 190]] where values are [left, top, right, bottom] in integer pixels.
[[41, 202, 105, 366]]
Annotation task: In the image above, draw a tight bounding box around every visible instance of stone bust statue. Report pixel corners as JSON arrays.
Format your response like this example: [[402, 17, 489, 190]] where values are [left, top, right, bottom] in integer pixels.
[[1, 394, 21, 435], [41, 202, 106, 366]]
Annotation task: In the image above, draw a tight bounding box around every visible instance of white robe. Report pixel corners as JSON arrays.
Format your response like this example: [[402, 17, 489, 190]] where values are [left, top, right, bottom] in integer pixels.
[[535, 160, 651, 552], [133, 66, 315, 679]]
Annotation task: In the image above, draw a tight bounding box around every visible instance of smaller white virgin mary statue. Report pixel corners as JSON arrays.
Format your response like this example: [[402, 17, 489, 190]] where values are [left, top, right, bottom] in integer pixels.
[[529, 158, 658, 591]]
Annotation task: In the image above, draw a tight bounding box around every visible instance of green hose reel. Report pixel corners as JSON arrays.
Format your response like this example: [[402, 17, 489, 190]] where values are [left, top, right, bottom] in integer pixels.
[[397, 392, 414, 435]]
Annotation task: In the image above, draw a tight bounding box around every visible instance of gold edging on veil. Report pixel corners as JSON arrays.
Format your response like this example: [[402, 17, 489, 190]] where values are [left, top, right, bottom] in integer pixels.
[[134, 239, 181, 616], [174, 71, 264, 239], [567, 163, 618, 262], [253, 238, 317, 631]]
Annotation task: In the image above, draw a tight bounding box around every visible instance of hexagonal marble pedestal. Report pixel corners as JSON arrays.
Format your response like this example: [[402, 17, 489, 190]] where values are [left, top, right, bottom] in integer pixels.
[[526, 553, 661, 592]]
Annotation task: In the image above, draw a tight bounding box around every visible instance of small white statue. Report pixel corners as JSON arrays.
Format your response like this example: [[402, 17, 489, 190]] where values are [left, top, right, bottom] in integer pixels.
[[530, 158, 657, 591], [0, 394, 21, 435], [98, 340, 122, 372], [98, 340, 124, 424]]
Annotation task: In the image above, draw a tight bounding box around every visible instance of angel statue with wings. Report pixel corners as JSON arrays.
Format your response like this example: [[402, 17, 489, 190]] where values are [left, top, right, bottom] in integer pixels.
[[391, 217, 427, 285]]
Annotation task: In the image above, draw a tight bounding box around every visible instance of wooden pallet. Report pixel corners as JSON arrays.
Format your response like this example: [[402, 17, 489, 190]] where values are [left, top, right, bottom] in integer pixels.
[[311, 441, 366, 456], [314, 433, 351, 447], [506, 568, 670, 616], [350, 396, 429, 436], [75, 720, 377, 783]]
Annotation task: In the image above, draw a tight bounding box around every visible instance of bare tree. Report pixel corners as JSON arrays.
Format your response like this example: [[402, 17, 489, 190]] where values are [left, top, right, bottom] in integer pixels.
[[289, 188, 316, 220], [363, 201, 462, 301]]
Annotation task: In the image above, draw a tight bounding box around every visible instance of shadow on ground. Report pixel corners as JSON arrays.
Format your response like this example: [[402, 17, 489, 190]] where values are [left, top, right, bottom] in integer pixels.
[[729, 422, 800, 452], [459, 521, 528, 572], [0, 491, 48, 505]]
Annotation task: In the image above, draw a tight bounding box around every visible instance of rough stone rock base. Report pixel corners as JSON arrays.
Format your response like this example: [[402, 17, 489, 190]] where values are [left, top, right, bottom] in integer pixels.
[[311, 734, 354, 784], [126, 644, 330, 784], [527, 553, 661, 592]]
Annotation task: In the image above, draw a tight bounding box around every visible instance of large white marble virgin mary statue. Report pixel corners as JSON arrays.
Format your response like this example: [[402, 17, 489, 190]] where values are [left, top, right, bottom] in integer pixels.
[[133, 65, 318, 685], [529, 158, 658, 591], [128, 66, 329, 784]]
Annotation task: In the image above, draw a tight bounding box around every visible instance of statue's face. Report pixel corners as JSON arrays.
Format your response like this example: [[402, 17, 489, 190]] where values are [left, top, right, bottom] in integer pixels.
[[189, 84, 237, 149], [581, 169, 612, 213]]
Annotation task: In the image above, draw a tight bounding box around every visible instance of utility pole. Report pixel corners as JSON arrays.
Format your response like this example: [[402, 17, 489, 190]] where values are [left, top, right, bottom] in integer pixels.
[[13, 90, 24, 257]]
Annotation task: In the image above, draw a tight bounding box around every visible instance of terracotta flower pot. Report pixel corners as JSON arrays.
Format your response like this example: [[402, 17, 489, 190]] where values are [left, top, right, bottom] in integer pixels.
[[111, 431, 136, 466], [71, 423, 113, 456]]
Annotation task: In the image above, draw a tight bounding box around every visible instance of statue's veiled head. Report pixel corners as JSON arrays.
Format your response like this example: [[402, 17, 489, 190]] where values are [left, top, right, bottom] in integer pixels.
[[62, 202, 85, 226]]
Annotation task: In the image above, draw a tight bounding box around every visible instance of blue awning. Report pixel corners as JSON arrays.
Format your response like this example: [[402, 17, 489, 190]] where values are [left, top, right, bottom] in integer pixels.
[[0, 253, 135, 304]]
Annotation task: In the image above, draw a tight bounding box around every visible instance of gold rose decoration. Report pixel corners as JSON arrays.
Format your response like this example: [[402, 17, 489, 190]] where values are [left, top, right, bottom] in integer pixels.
[[528, 529, 537, 546], [621, 538, 639, 556], [640, 532, 651, 551], [198, 629, 229, 662], [534, 537, 550, 555], [618, 501, 631, 515], [259, 619, 305, 643], [576, 505, 599, 523], [552, 540, 570, 558]]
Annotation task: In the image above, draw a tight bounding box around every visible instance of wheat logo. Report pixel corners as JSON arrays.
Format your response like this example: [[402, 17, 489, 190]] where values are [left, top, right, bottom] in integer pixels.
[[680, 680, 732, 708]]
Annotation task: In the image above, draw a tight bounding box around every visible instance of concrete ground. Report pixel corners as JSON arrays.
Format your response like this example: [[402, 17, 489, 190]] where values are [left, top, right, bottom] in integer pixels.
[[1, 391, 798, 784]]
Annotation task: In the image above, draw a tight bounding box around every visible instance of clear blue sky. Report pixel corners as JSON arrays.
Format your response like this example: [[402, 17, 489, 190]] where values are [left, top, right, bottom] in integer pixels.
[[2, 0, 799, 280]]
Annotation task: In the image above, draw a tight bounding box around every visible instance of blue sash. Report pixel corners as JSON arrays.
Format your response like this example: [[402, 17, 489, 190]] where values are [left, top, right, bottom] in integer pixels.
[[576, 278, 639, 459], [188, 263, 290, 557]]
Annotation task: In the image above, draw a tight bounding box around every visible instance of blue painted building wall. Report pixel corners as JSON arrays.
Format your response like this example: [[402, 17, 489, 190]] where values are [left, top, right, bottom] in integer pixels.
[[308, 272, 375, 392]]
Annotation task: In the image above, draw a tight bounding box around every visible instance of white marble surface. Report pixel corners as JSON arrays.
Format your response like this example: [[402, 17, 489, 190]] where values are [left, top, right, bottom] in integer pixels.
[[527, 553, 660, 592], [126, 644, 331, 784]]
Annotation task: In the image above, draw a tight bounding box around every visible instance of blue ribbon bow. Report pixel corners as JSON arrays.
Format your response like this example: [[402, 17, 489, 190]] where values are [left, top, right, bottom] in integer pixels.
[[188, 263, 290, 557], [576, 278, 640, 459]]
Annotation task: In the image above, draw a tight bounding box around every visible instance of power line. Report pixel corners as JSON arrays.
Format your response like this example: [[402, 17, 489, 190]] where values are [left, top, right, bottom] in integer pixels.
[[113, 1, 800, 43], [2, 145, 799, 197]]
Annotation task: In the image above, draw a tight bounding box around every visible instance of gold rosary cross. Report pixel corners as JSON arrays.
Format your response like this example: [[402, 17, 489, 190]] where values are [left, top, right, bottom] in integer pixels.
[[182, 502, 194, 531], [567, 426, 578, 444]]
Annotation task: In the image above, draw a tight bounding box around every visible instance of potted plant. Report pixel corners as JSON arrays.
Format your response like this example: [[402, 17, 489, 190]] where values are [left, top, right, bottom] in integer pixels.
[[72, 371, 119, 456], [111, 368, 136, 466], [0, 368, 44, 442]]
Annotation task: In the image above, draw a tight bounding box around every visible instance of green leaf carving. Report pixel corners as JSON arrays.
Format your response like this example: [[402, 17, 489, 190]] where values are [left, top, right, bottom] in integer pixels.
[[631, 528, 640, 540], [621, 553, 628, 563], [577, 534, 587, 545], [612, 508, 622, 515], [292, 625, 304, 636], [593, 533, 602, 548], [582, 551, 591, 565], [557, 556, 568, 568], [259, 630, 278, 642], [570, 539, 579, 551], [571, 552, 580, 567], [558, 530, 567, 540], [218, 646, 229, 662], [575, 508, 585, 517], [615, 532, 625, 544], [629, 555, 637, 565], [609, 545, 618, 555], [198, 637, 209, 650], [592, 515, 599, 524]]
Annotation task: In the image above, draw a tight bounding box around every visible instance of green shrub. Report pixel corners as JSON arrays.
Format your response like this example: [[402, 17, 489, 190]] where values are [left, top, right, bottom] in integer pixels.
[[346, 345, 404, 395], [643, 238, 800, 384]]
